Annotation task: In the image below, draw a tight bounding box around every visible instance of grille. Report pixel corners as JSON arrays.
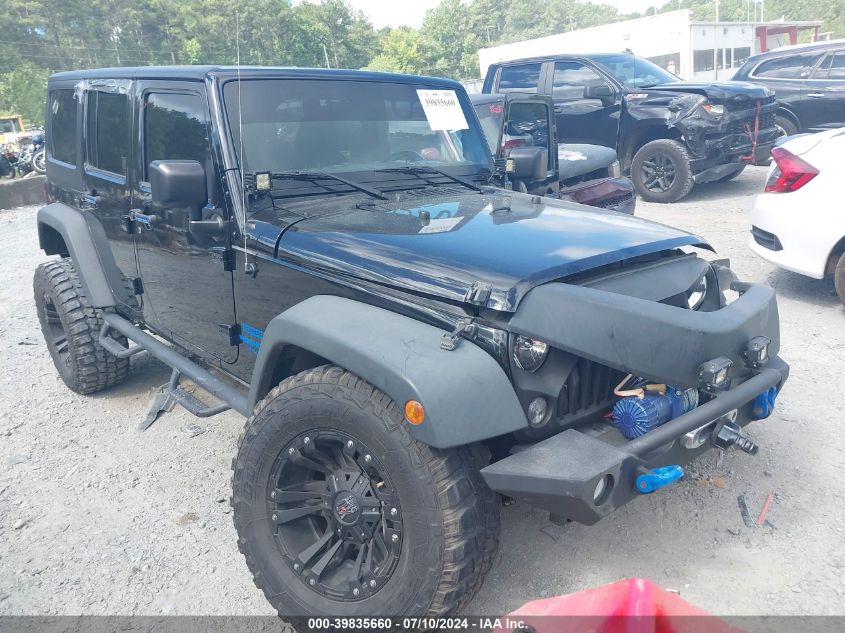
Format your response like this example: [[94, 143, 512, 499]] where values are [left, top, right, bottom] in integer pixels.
[[556, 357, 623, 422], [727, 109, 776, 135], [751, 225, 783, 251]]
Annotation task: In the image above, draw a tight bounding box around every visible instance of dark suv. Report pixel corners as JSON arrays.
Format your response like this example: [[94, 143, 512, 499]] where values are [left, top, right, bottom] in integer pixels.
[[733, 40, 845, 137], [36, 65, 788, 619], [483, 53, 779, 203]]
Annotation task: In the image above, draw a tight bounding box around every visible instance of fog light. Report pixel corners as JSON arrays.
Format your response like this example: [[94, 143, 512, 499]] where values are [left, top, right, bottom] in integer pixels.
[[527, 396, 548, 427], [743, 336, 771, 368], [593, 475, 612, 503], [698, 357, 733, 392], [404, 400, 425, 425]]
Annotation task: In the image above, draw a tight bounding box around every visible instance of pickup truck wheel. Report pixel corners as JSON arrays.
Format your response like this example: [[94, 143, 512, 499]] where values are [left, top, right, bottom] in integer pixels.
[[835, 252, 845, 308], [33, 258, 130, 394], [631, 139, 694, 203], [232, 365, 499, 618]]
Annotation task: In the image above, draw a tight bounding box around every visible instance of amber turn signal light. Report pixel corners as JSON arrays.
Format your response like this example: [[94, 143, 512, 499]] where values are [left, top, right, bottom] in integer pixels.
[[404, 400, 425, 425]]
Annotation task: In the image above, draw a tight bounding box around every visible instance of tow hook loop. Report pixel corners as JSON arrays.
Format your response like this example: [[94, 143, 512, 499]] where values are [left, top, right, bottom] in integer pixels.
[[712, 420, 759, 455], [752, 386, 778, 419], [636, 465, 684, 494]]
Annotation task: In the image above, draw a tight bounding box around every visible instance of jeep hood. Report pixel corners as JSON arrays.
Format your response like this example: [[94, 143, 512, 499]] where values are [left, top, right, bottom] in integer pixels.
[[269, 190, 709, 312], [649, 80, 772, 102]]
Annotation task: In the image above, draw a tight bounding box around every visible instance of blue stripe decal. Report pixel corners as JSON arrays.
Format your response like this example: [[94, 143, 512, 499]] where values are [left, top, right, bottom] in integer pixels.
[[240, 324, 265, 354]]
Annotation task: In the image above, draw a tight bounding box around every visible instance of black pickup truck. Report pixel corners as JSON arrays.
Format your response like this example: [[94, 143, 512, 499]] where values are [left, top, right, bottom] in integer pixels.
[[483, 53, 779, 202]]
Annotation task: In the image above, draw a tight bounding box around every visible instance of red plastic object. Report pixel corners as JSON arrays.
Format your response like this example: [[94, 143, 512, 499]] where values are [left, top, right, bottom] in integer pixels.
[[493, 578, 746, 633]]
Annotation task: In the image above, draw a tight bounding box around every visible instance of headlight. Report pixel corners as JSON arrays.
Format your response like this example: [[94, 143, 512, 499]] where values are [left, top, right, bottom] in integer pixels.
[[513, 335, 549, 372], [687, 273, 707, 310], [702, 103, 725, 116]]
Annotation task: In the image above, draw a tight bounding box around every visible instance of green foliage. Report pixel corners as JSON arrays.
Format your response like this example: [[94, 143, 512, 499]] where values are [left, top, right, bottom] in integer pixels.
[[0, 0, 839, 118], [0, 62, 50, 125]]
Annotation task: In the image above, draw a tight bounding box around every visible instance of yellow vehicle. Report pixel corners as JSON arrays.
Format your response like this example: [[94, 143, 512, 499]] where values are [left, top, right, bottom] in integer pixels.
[[0, 114, 27, 144]]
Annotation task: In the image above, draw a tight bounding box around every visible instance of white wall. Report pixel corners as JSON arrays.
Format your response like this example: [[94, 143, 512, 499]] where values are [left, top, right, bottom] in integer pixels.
[[478, 10, 693, 78], [690, 23, 756, 80]]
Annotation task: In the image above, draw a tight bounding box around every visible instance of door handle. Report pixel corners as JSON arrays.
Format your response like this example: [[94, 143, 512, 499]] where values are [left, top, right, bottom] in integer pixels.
[[129, 209, 160, 229], [78, 194, 100, 210], [806, 92, 825, 98]]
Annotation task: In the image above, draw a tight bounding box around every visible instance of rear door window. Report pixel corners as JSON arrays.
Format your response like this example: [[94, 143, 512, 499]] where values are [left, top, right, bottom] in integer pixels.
[[497, 63, 542, 93], [752, 53, 824, 79], [86, 91, 129, 176], [824, 52, 845, 80], [48, 90, 78, 165]]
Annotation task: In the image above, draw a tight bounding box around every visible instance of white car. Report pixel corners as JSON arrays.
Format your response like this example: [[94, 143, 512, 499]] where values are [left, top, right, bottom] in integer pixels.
[[749, 128, 845, 306]]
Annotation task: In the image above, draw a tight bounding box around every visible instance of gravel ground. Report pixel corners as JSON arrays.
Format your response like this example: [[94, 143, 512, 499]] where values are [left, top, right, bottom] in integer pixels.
[[2, 165, 844, 616]]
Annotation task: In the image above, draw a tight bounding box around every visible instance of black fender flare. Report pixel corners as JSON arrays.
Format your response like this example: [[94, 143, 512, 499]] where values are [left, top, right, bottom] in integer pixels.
[[247, 296, 528, 449], [36, 203, 131, 308]]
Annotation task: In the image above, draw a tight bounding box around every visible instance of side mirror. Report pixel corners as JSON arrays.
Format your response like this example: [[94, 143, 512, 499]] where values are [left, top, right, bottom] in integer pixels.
[[505, 147, 548, 181], [149, 160, 207, 207], [584, 84, 615, 106]]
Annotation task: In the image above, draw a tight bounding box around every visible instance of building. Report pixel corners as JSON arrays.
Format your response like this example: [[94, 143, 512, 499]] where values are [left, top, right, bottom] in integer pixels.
[[477, 10, 825, 81]]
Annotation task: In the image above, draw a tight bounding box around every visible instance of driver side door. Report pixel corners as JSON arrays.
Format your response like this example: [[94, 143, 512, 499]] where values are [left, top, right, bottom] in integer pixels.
[[132, 81, 238, 364], [551, 60, 620, 148]]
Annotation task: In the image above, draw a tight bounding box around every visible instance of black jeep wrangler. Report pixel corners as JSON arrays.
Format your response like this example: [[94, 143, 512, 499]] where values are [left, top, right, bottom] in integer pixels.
[[35, 66, 788, 619], [483, 53, 780, 203]]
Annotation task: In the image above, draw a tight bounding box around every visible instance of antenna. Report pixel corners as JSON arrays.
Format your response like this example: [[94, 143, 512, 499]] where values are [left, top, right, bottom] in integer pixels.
[[235, 11, 249, 264]]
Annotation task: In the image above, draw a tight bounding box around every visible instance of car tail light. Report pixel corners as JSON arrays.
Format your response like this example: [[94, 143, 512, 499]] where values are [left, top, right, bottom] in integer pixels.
[[764, 146, 819, 193]]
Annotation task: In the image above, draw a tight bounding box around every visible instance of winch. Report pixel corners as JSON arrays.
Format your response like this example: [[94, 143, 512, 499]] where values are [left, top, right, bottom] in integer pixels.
[[611, 376, 699, 439]]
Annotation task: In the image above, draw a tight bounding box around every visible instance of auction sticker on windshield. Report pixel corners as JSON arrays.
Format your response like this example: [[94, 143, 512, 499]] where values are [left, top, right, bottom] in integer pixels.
[[417, 90, 469, 131]]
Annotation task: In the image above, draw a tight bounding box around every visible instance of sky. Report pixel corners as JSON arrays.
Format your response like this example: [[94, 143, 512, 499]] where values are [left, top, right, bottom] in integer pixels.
[[335, 1, 664, 30]]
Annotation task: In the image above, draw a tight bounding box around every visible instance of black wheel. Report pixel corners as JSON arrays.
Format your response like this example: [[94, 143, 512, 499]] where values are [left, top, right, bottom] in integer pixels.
[[835, 251, 845, 308], [232, 365, 499, 618], [775, 115, 799, 138], [715, 163, 747, 183], [33, 258, 130, 394], [631, 139, 694, 203]]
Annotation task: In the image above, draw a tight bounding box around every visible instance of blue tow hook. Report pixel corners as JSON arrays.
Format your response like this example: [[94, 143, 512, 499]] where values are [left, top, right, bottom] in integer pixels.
[[636, 465, 685, 494], [752, 386, 778, 420]]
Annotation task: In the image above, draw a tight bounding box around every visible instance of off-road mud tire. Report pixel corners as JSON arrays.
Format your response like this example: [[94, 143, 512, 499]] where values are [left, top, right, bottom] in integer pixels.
[[232, 365, 500, 619]]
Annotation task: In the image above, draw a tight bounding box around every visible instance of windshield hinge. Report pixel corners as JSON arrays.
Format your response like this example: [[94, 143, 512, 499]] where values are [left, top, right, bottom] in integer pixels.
[[441, 318, 476, 351], [464, 281, 493, 306]]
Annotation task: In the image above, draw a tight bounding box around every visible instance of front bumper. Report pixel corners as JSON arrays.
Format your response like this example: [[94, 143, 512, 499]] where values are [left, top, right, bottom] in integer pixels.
[[687, 101, 779, 173], [749, 187, 840, 279], [481, 357, 789, 525]]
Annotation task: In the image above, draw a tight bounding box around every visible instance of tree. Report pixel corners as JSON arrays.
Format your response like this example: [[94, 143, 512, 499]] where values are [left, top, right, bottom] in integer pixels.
[[367, 28, 436, 75], [0, 62, 51, 125]]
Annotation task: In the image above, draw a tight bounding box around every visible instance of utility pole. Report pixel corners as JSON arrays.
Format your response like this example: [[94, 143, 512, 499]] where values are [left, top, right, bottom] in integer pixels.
[[323, 44, 331, 69]]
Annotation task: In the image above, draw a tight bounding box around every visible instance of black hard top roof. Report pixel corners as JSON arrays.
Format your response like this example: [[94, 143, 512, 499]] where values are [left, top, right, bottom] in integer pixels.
[[48, 65, 463, 88]]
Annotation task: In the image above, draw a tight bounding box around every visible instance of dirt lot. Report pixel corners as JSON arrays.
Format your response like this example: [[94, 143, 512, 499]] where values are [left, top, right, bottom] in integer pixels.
[[2, 165, 845, 616]]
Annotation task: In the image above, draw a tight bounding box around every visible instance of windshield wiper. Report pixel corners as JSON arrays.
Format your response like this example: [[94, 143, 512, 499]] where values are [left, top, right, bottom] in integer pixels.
[[251, 171, 387, 201], [376, 166, 483, 193]]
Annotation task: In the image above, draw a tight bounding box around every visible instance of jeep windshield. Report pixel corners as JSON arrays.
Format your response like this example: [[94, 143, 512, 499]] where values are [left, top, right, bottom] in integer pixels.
[[222, 78, 492, 193], [591, 54, 678, 88]]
